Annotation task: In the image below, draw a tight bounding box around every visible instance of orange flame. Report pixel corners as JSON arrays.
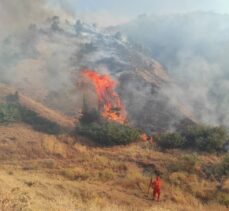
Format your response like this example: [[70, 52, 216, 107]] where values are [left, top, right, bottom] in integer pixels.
[[82, 69, 126, 123]]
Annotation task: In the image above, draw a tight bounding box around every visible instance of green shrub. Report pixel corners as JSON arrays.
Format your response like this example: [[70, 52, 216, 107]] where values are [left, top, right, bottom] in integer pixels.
[[76, 121, 140, 146], [156, 132, 186, 149], [79, 96, 101, 124], [215, 154, 229, 178], [0, 103, 21, 123], [183, 125, 228, 152], [79, 108, 101, 124], [202, 154, 229, 180], [76, 104, 140, 146], [156, 124, 229, 152], [0, 103, 61, 134]]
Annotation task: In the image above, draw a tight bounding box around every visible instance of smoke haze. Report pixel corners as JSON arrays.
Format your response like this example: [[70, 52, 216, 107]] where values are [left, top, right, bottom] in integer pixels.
[[118, 12, 229, 127], [1, 0, 229, 130]]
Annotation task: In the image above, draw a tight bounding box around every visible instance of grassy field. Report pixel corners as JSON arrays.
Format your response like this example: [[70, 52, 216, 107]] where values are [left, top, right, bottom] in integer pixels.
[[0, 124, 228, 211]]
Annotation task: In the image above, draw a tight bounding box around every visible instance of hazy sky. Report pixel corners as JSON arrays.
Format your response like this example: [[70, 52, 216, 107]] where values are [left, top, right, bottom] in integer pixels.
[[51, 0, 229, 26], [71, 0, 229, 15]]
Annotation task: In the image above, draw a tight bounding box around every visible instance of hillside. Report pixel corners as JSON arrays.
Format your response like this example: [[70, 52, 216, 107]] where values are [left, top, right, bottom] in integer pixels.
[[1, 2, 229, 211], [115, 12, 229, 128], [0, 18, 195, 132], [0, 124, 228, 211], [0, 84, 75, 130], [18, 94, 75, 129]]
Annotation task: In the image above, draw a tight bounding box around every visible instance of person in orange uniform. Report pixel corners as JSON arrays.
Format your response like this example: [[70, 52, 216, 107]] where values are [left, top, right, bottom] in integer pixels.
[[148, 175, 161, 201]]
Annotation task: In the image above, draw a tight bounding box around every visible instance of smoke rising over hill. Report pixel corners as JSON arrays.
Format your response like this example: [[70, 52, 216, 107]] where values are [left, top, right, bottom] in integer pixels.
[[0, 0, 47, 39], [0, 0, 81, 113], [1, 1, 228, 131], [0, 0, 75, 40], [118, 12, 229, 128]]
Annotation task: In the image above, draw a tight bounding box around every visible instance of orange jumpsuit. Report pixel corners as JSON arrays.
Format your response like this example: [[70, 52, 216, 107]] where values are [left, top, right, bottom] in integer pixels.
[[150, 177, 161, 201]]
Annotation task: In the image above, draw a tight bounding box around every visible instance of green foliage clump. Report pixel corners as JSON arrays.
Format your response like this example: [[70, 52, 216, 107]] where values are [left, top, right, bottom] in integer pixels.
[[214, 154, 229, 178], [201, 154, 229, 182], [79, 108, 101, 124], [0, 103, 21, 123], [182, 125, 228, 152], [156, 124, 229, 152], [0, 103, 61, 134], [75, 107, 140, 146], [155, 132, 186, 149], [76, 121, 140, 146]]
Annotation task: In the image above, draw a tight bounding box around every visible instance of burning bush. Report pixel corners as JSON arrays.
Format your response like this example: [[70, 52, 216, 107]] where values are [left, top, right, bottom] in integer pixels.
[[82, 69, 126, 124], [75, 108, 140, 146], [79, 106, 101, 125], [75, 69, 140, 145]]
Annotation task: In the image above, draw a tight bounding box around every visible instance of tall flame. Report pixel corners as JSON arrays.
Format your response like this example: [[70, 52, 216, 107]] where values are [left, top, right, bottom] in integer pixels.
[[82, 69, 126, 123]]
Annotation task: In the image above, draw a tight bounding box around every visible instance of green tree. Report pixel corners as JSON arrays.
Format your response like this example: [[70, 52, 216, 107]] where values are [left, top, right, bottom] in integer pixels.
[[0, 103, 21, 123], [156, 132, 186, 149]]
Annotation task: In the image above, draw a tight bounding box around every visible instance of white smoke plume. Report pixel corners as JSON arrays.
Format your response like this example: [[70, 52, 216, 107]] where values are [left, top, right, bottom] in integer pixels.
[[119, 12, 229, 128]]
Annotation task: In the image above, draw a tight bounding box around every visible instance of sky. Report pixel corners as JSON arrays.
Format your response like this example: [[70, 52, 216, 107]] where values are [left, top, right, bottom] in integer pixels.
[[71, 0, 227, 15], [55, 0, 229, 26]]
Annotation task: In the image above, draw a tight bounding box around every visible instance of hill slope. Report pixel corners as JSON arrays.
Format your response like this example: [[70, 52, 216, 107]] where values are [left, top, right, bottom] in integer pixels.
[[0, 84, 75, 129], [0, 124, 228, 211], [0, 18, 195, 132], [18, 93, 75, 129], [116, 12, 229, 128]]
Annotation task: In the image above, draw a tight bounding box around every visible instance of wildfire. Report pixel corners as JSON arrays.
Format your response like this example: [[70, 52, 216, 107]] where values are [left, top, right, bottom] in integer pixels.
[[82, 69, 126, 123]]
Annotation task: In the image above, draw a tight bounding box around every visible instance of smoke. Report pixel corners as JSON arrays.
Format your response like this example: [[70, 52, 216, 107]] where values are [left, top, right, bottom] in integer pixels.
[[0, 0, 83, 114], [0, 0, 76, 40], [0, 0, 47, 40], [0, 0, 131, 118], [119, 12, 229, 127], [77, 10, 130, 27], [3, 1, 228, 131]]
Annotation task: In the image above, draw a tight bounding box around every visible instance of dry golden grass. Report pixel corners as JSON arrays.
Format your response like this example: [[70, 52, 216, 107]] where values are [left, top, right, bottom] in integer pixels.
[[41, 135, 68, 158], [0, 124, 228, 211], [19, 94, 75, 129], [0, 84, 75, 129]]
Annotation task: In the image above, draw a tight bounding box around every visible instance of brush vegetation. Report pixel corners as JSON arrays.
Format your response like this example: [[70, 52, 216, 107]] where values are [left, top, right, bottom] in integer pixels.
[[156, 125, 229, 152], [75, 107, 141, 146], [0, 97, 228, 210], [0, 103, 62, 134], [0, 103, 21, 123], [0, 124, 228, 210]]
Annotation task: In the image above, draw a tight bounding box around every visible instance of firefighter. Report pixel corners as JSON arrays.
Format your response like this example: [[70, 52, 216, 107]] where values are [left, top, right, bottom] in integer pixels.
[[148, 175, 161, 201]]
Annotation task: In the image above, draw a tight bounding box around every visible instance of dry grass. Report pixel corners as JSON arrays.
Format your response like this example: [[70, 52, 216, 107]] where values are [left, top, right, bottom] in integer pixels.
[[41, 135, 68, 158], [0, 124, 228, 210], [0, 84, 75, 129], [19, 94, 75, 129]]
